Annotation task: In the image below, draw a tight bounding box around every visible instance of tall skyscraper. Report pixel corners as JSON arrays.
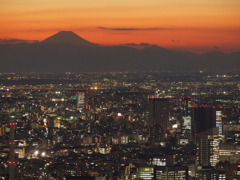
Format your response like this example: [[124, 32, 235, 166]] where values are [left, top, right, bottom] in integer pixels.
[[191, 106, 216, 142], [76, 89, 88, 111], [8, 118, 16, 180], [149, 97, 170, 129], [181, 96, 191, 116], [216, 110, 223, 135], [197, 128, 221, 166], [181, 96, 192, 133]]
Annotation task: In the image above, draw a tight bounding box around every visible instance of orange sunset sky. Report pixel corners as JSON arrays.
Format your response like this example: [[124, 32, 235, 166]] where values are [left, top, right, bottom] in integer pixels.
[[1, 0, 240, 53]]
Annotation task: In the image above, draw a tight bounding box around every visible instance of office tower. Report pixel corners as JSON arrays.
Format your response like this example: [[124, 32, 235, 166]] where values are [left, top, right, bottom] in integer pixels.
[[181, 96, 191, 137], [138, 165, 188, 180], [138, 166, 154, 180], [191, 106, 216, 142], [150, 156, 173, 166], [149, 98, 170, 129], [182, 116, 191, 131], [181, 96, 191, 116], [196, 169, 226, 180], [181, 96, 192, 134], [216, 110, 223, 135], [76, 89, 88, 111], [155, 166, 188, 180], [197, 128, 221, 166], [8, 118, 16, 180], [149, 124, 165, 142]]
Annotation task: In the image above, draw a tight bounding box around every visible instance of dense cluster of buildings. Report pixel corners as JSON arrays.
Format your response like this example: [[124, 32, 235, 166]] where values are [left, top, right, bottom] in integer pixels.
[[0, 71, 239, 179]]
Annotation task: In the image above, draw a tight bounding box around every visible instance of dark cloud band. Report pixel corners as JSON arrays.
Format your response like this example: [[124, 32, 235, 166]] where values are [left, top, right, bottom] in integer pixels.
[[97, 27, 163, 31], [0, 39, 38, 44]]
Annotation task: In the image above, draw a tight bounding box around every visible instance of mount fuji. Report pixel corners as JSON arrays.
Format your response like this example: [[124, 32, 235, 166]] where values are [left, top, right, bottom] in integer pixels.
[[41, 31, 98, 47]]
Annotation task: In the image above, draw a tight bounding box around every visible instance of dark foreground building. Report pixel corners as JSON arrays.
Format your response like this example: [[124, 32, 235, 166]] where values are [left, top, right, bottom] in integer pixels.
[[149, 98, 170, 129]]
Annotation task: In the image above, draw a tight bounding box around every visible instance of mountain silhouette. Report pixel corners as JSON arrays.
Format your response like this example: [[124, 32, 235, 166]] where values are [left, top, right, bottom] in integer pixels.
[[0, 31, 239, 72], [41, 31, 98, 46]]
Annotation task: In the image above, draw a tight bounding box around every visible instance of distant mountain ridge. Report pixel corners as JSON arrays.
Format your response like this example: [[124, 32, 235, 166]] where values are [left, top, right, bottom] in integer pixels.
[[0, 31, 239, 72]]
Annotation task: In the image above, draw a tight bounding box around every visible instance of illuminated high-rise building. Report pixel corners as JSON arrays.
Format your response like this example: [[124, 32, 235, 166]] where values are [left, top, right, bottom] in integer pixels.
[[197, 128, 221, 167], [138, 166, 154, 180], [150, 156, 173, 166], [155, 166, 188, 180], [182, 116, 191, 131], [138, 165, 188, 180], [76, 89, 89, 111], [77, 91, 84, 111], [181, 96, 192, 133], [216, 110, 223, 135], [196, 169, 226, 180], [149, 97, 170, 129]]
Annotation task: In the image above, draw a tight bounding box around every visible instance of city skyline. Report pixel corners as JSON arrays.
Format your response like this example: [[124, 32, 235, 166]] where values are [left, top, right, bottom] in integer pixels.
[[1, 0, 240, 54], [0, 71, 239, 179]]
